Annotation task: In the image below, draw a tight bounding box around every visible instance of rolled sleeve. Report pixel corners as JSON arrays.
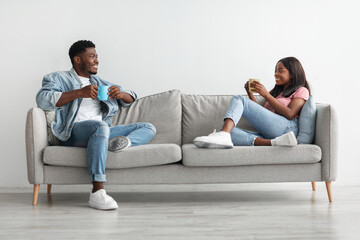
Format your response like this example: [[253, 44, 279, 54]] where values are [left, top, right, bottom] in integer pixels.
[[50, 91, 63, 107], [36, 74, 64, 111], [118, 89, 137, 107], [292, 87, 310, 101]]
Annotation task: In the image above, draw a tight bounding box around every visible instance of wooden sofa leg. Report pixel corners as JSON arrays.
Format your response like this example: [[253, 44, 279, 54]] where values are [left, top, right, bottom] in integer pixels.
[[311, 182, 316, 191], [33, 184, 40, 206], [47, 184, 52, 194], [325, 181, 333, 202]]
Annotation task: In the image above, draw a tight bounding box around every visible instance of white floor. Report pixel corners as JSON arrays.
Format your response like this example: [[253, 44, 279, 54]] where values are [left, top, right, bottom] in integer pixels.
[[1, 183, 360, 240]]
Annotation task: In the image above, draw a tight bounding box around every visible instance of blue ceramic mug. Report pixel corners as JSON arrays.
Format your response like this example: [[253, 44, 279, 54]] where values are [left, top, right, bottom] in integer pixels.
[[98, 86, 110, 101]]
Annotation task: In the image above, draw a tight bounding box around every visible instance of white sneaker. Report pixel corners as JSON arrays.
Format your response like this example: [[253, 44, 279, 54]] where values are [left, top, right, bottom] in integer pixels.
[[88, 189, 118, 210], [193, 129, 234, 149], [271, 131, 298, 146]]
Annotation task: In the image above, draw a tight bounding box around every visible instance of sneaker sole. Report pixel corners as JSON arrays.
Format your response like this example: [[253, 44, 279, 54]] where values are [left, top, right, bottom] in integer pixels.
[[108, 136, 131, 152], [88, 201, 118, 210], [194, 141, 233, 149]]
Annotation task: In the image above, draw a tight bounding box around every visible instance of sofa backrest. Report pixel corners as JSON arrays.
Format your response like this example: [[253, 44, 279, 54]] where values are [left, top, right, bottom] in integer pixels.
[[181, 94, 265, 144], [112, 89, 182, 146]]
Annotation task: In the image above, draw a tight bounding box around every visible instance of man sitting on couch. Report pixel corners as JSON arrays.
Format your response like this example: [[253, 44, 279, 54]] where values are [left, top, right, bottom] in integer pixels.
[[36, 40, 156, 210]]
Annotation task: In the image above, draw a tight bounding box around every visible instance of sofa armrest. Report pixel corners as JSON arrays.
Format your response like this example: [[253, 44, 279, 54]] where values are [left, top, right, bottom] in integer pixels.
[[314, 104, 338, 181], [25, 107, 48, 184]]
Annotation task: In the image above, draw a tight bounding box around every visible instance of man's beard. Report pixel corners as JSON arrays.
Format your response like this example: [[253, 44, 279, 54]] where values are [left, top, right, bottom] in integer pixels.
[[81, 63, 97, 75]]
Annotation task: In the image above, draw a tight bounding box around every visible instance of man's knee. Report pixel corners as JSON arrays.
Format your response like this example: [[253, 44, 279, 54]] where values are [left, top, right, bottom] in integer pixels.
[[93, 121, 110, 138], [141, 122, 157, 135]]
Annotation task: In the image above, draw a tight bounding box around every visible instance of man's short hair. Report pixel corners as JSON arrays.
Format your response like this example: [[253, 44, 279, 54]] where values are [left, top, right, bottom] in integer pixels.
[[69, 40, 96, 65]]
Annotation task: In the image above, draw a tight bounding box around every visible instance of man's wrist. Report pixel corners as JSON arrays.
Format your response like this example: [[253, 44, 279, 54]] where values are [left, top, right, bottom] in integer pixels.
[[117, 92, 124, 100], [76, 89, 83, 98]]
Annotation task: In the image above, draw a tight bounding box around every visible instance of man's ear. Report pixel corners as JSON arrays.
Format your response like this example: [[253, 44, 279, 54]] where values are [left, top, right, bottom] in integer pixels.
[[73, 56, 81, 65]]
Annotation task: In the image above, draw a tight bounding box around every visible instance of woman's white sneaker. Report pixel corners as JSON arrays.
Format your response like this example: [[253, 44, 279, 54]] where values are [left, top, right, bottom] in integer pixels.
[[88, 189, 118, 210], [193, 129, 234, 149], [271, 131, 298, 146]]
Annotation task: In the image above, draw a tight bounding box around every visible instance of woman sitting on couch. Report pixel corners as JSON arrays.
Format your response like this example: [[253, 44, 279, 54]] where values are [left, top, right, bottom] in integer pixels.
[[193, 56, 310, 148]]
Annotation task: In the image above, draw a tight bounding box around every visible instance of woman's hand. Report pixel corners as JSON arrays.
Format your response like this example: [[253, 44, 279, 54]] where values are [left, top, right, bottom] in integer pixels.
[[244, 81, 252, 96], [244, 81, 257, 103], [252, 81, 270, 98]]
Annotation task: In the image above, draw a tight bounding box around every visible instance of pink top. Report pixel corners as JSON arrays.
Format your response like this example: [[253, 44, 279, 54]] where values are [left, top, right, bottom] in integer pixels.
[[263, 87, 310, 118]]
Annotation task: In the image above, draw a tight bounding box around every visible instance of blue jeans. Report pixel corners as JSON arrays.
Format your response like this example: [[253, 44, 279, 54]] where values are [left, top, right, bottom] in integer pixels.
[[60, 121, 156, 182], [223, 95, 299, 146]]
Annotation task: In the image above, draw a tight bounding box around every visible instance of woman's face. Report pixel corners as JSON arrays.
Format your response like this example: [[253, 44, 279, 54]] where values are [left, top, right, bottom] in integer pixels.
[[274, 61, 292, 87]]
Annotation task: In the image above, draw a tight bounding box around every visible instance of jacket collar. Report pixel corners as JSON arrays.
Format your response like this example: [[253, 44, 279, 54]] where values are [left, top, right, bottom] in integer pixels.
[[69, 68, 98, 86]]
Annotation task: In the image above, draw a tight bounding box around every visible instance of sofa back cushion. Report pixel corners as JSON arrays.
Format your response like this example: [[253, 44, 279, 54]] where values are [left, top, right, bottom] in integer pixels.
[[181, 94, 265, 144], [112, 89, 182, 145]]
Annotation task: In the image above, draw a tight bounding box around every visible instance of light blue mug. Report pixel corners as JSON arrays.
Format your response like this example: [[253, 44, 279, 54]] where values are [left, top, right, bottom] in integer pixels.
[[98, 86, 110, 101]]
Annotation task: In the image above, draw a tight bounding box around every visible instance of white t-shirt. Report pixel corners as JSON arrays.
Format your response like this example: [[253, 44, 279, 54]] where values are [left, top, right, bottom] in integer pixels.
[[74, 76, 102, 123]]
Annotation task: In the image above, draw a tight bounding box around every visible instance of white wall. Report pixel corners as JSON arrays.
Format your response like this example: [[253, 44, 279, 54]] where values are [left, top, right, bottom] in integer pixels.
[[1, 0, 359, 187]]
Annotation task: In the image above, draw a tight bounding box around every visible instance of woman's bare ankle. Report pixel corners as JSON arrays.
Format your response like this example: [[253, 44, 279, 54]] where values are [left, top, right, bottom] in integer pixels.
[[221, 118, 235, 133], [254, 137, 271, 146]]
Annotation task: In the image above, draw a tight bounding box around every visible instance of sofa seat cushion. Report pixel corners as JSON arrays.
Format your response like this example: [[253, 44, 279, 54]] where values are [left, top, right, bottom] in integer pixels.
[[182, 144, 322, 167], [43, 144, 182, 169]]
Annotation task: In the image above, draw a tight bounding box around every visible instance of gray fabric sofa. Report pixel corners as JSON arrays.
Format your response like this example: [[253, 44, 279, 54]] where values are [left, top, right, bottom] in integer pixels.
[[26, 89, 338, 205]]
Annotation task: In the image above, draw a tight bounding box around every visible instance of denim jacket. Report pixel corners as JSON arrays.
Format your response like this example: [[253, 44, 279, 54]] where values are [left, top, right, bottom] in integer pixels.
[[36, 68, 137, 141]]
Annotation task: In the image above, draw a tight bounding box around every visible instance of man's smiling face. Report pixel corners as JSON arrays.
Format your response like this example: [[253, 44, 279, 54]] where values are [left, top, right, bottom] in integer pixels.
[[78, 47, 99, 75]]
